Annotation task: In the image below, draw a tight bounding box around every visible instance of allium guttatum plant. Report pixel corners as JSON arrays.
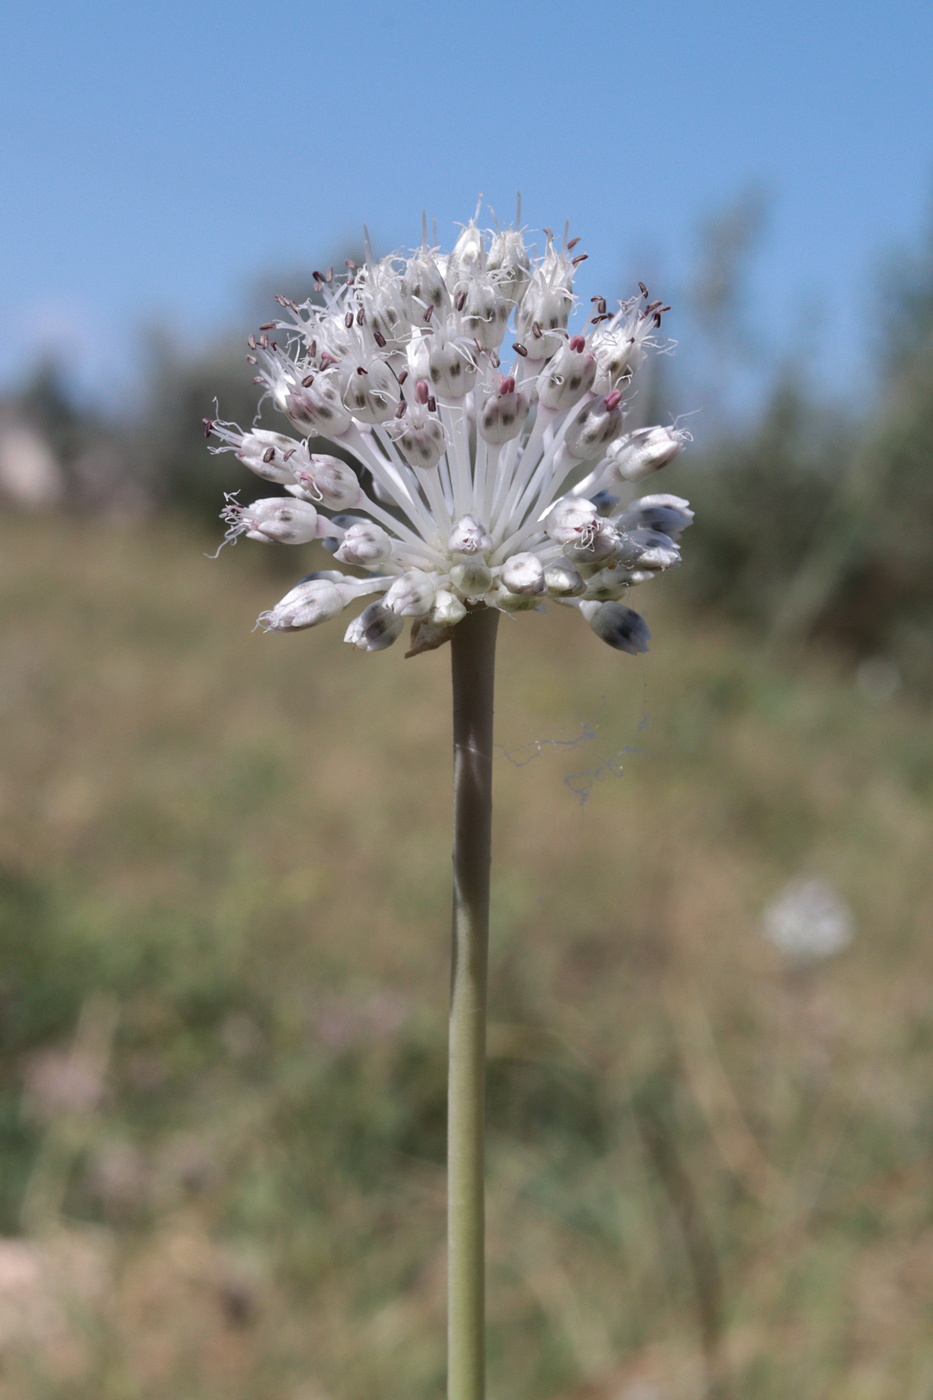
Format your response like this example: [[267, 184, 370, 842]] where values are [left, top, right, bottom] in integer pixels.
[[205, 210, 692, 656]]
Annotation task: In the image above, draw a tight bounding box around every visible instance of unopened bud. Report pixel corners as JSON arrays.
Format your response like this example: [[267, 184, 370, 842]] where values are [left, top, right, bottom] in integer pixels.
[[430, 589, 468, 626], [334, 521, 394, 566], [617, 494, 694, 538], [584, 601, 651, 654], [449, 561, 494, 596], [500, 552, 546, 595], [562, 395, 625, 461], [607, 426, 687, 482], [544, 560, 586, 596], [261, 578, 347, 632], [344, 602, 404, 651], [384, 569, 436, 617]]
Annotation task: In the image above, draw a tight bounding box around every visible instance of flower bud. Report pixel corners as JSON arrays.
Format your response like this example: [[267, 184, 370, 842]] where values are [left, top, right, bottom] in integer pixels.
[[344, 602, 404, 651], [536, 342, 597, 412], [479, 379, 528, 444], [260, 578, 347, 632], [607, 426, 687, 482], [544, 560, 586, 596], [500, 552, 546, 595], [491, 583, 541, 612], [334, 521, 394, 566], [384, 568, 436, 617], [545, 497, 599, 546], [617, 528, 681, 572], [449, 561, 494, 597], [430, 589, 468, 626], [562, 392, 624, 461], [617, 494, 694, 539], [581, 566, 633, 601], [585, 601, 651, 654], [289, 455, 363, 509]]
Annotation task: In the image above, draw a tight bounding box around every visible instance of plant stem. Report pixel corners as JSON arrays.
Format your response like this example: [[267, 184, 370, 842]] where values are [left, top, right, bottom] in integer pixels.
[[448, 606, 499, 1400]]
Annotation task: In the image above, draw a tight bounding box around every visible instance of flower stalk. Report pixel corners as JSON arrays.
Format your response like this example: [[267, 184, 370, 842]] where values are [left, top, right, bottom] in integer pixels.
[[448, 606, 499, 1400]]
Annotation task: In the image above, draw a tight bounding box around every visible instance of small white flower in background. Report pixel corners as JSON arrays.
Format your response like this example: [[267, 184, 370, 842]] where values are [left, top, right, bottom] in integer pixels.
[[761, 877, 855, 963], [206, 204, 693, 656]]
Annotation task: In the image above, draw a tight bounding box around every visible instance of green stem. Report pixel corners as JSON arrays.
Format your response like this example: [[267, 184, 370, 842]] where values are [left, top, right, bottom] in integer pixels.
[[448, 606, 499, 1400]]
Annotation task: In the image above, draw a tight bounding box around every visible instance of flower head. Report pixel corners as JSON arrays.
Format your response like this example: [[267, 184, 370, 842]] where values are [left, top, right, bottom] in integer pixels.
[[206, 209, 692, 656]]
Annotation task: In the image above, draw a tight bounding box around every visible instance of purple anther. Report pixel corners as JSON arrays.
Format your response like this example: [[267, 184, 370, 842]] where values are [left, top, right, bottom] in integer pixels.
[[569, 335, 587, 352], [604, 389, 622, 411], [499, 375, 516, 395], [415, 380, 431, 405]]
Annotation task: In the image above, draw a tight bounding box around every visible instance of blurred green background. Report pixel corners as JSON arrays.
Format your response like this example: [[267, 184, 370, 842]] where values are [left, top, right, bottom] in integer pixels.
[[1, 203, 933, 1400]]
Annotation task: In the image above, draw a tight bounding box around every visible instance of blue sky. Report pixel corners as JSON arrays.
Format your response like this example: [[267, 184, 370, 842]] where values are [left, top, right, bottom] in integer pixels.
[[2, 0, 932, 412]]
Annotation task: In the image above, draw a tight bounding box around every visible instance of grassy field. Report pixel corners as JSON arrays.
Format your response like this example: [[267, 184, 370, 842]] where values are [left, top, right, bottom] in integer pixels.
[[1, 513, 932, 1400]]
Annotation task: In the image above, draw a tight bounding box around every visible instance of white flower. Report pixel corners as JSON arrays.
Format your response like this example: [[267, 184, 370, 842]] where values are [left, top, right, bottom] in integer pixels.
[[761, 878, 854, 963], [206, 210, 693, 654]]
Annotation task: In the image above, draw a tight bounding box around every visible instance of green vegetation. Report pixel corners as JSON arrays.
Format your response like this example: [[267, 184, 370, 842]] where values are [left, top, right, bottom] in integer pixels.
[[1, 516, 932, 1398]]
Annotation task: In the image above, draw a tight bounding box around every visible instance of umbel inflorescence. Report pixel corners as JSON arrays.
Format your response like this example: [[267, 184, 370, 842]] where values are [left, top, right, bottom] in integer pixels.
[[205, 207, 693, 657]]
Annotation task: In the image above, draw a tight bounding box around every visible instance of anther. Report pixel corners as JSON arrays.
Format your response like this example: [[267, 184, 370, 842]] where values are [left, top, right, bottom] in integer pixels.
[[512, 342, 528, 357], [202, 418, 215, 437], [572, 253, 588, 266], [454, 289, 467, 312], [604, 389, 622, 411], [356, 365, 368, 375], [427, 396, 437, 413], [638, 282, 649, 297], [356, 308, 365, 325], [263, 446, 276, 463], [414, 380, 431, 405], [395, 400, 407, 418], [499, 375, 516, 395], [246, 355, 257, 365], [569, 335, 587, 352], [247, 334, 257, 349], [397, 369, 408, 385], [567, 236, 582, 251], [302, 374, 315, 387], [345, 312, 354, 329], [259, 322, 276, 331], [373, 329, 387, 347], [531, 321, 543, 339], [424, 305, 434, 323]]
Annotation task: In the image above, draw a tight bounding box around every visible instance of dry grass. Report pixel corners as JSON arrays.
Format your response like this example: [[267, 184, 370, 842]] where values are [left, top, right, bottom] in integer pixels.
[[1, 514, 932, 1399]]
